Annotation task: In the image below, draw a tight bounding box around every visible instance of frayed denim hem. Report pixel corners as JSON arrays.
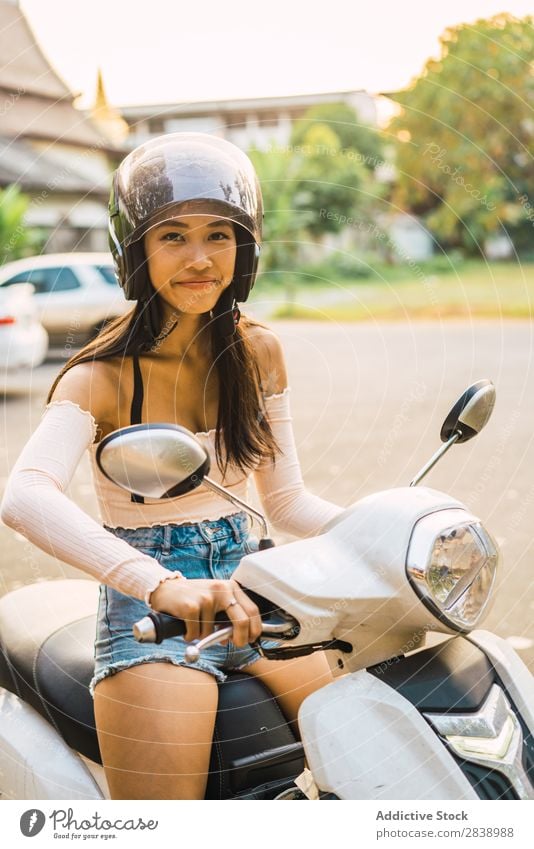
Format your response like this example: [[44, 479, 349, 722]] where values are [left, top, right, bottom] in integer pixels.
[[229, 641, 283, 673], [231, 659, 261, 673], [89, 655, 227, 696]]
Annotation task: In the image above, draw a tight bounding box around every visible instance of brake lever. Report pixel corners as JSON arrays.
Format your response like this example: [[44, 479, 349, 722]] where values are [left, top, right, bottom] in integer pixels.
[[184, 621, 293, 663], [184, 626, 234, 662]]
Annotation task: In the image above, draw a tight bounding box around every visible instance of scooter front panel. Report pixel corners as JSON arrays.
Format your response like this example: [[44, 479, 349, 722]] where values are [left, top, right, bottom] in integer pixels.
[[298, 670, 477, 800]]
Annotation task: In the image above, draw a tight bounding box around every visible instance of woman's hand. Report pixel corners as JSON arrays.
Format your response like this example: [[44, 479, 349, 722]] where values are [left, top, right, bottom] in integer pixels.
[[149, 578, 262, 647]]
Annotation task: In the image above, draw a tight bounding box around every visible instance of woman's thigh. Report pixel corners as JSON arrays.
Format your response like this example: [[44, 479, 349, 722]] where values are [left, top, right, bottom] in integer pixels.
[[93, 662, 219, 800], [244, 651, 334, 735]]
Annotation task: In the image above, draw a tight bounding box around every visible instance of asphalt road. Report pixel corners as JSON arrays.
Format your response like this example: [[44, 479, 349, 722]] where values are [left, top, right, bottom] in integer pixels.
[[1, 319, 533, 672]]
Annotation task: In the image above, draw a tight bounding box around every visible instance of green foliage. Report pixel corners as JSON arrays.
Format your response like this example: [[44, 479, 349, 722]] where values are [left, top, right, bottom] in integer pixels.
[[290, 102, 385, 169], [389, 14, 534, 255], [248, 145, 312, 273], [0, 185, 44, 262], [300, 253, 374, 282], [291, 124, 371, 236], [250, 102, 388, 279], [251, 129, 384, 277], [250, 131, 370, 270], [270, 260, 534, 322], [416, 252, 465, 273]]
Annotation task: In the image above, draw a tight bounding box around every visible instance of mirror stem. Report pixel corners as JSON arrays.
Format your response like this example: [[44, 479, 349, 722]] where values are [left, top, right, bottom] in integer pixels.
[[409, 432, 461, 487], [202, 476, 269, 538]]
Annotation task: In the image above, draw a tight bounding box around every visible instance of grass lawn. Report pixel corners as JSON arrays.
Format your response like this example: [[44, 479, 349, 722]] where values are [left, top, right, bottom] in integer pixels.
[[261, 261, 534, 321]]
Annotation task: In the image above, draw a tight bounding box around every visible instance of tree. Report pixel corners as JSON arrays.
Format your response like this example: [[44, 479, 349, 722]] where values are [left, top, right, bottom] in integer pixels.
[[250, 101, 386, 285], [290, 102, 384, 170], [251, 123, 376, 279], [291, 123, 371, 237], [0, 185, 44, 262], [248, 144, 312, 275], [388, 14, 534, 254]]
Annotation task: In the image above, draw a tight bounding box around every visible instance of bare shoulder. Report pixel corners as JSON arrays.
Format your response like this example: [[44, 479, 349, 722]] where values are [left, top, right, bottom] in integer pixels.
[[50, 359, 120, 438], [243, 320, 288, 395]]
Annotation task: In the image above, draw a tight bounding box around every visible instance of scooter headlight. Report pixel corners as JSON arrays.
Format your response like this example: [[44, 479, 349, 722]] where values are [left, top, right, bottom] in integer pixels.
[[406, 509, 498, 630]]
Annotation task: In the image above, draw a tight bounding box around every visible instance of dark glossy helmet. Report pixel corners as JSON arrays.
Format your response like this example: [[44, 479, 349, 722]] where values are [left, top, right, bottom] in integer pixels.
[[108, 132, 263, 305]]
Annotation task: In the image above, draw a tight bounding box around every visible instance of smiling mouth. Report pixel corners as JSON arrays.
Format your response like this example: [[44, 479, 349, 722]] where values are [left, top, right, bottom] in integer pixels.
[[174, 279, 218, 286]]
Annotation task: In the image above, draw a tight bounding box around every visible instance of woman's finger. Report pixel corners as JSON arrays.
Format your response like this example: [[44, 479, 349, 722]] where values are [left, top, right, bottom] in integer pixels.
[[221, 589, 250, 647], [233, 584, 262, 642], [198, 597, 217, 640], [181, 599, 201, 643]]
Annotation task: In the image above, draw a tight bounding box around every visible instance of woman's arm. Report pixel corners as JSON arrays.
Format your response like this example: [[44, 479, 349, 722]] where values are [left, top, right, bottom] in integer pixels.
[[0, 399, 263, 642], [250, 327, 345, 537], [0, 366, 179, 603]]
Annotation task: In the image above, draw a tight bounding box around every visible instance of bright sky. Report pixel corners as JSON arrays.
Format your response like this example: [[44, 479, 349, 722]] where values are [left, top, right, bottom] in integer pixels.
[[19, 0, 534, 111]]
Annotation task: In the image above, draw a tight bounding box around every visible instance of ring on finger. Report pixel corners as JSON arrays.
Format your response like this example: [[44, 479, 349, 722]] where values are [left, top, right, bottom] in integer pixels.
[[225, 596, 238, 611]]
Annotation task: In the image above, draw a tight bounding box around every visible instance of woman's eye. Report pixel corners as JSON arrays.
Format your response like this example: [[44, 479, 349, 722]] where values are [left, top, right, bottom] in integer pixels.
[[209, 231, 232, 241], [161, 232, 184, 242]]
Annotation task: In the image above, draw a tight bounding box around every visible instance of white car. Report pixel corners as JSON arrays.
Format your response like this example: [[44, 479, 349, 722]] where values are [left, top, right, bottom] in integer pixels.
[[0, 253, 130, 350], [0, 283, 48, 391]]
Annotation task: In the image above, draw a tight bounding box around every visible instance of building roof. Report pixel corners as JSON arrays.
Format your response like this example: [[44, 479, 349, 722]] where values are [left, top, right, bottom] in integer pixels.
[[0, 0, 71, 100], [0, 136, 110, 195], [0, 91, 116, 148], [119, 89, 372, 119], [0, 1, 126, 152]]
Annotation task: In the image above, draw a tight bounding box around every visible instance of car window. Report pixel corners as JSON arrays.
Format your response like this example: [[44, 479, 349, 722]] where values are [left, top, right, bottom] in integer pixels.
[[0, 267, 81, 293], [95, 265, 118, 286], [0, 270, 48, 293]]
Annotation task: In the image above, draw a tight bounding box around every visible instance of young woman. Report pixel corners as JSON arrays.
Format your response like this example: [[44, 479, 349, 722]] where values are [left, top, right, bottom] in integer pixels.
[[1, 133, 344, 799]]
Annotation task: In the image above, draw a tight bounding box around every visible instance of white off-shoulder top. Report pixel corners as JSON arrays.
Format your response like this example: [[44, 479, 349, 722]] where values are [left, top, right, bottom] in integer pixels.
[[1, 389, 344, 602]]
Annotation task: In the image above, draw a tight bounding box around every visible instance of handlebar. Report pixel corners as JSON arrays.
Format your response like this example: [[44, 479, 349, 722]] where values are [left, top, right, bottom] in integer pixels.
[[133, 588, 299, 662], [134, 609, 225, 643]]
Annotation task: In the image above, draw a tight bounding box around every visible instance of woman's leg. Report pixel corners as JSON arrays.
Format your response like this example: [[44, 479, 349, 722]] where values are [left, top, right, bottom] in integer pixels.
[[93, 662, 218, 799], [244, 651, 334, 737]]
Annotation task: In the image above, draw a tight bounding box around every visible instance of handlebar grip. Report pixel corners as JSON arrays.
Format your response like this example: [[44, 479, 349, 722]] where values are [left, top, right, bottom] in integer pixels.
[[151, 612, 187, 643], [134, 610, 230, 644], [132, 612, 185, 643]]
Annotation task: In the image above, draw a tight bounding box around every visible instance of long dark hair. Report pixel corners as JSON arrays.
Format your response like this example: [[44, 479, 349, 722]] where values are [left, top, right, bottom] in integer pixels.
[[47, 295, 280, 476]]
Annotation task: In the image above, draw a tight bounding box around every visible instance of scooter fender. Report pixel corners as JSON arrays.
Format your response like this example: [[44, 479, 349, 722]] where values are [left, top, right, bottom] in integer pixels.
[[0, 687, 104, 800], [298, 671, 477, 800]]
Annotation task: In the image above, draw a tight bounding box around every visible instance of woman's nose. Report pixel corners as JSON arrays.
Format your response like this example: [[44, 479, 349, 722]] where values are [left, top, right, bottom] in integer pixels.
[[184, 243, 213, 270]]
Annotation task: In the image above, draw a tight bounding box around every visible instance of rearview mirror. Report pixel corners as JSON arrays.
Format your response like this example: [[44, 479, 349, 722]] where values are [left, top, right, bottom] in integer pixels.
[[410, 379, 496, 486], [440, 379, 496, 443], [96, 423, 210, 499], [95, 421, 273, 544]]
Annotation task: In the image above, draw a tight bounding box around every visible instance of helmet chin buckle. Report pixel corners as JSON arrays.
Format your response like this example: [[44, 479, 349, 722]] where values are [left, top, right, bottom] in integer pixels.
[[211, 286, 240, 338]]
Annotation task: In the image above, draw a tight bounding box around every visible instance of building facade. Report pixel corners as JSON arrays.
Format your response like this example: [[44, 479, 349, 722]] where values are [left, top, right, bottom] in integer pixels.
[[120, 89, 377, 151]]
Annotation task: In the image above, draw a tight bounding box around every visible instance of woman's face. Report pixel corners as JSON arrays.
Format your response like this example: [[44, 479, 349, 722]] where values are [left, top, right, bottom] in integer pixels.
[[143, 213, 237, 317]]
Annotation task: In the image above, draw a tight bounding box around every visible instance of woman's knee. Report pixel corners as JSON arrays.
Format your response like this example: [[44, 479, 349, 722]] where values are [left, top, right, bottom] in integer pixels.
[[244, 652, 333, 725]]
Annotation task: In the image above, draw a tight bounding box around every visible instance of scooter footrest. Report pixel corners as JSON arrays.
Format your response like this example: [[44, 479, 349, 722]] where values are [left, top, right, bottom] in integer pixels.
[[230, 741, 304, 787]]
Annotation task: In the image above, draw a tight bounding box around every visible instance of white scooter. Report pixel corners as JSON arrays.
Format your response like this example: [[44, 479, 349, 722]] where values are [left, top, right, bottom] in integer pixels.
[[0, 381, 533, 800]]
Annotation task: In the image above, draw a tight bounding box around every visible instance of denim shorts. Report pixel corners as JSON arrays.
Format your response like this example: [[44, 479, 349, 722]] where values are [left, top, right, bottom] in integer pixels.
[[90, 512, 264, 695]]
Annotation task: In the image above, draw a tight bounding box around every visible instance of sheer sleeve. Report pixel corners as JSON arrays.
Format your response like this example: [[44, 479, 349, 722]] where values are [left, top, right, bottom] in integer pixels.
[[0, 401, 179, 602], [253, 388, 344, 537]]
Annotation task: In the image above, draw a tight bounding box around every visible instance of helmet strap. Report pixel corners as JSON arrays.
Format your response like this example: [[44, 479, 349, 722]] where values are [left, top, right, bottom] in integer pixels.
[[212, 285, 239, 338], [232, 302, 241, 327], [133, 295, 162, 352]]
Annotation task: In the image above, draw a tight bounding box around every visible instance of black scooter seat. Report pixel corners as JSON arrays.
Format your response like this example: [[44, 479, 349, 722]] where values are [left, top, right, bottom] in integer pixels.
[[0, 580, 303, 798]]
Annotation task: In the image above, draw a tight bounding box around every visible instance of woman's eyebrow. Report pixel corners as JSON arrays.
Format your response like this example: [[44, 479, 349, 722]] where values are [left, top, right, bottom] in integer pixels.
[[154, 219, 233, 230]]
